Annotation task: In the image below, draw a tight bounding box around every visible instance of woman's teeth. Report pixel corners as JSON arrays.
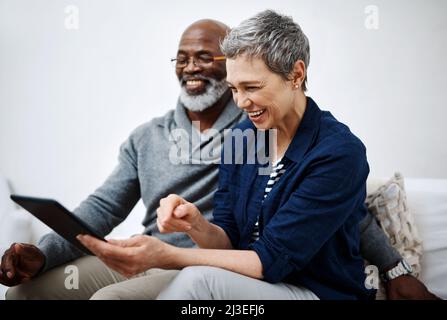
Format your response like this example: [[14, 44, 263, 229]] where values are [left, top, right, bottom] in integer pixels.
[[248, 109, 265, 117]]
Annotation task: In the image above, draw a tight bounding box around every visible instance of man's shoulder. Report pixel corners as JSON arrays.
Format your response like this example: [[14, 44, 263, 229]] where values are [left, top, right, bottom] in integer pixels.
[[130, 109, 175, 138]]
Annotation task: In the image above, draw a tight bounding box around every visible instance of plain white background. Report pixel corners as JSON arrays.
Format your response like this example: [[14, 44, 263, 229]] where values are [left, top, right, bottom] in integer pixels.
[[1, 0, 446, 237]]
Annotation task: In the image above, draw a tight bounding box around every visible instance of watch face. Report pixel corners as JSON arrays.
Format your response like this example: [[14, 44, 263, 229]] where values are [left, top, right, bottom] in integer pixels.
[[402, 260, 413, 273]]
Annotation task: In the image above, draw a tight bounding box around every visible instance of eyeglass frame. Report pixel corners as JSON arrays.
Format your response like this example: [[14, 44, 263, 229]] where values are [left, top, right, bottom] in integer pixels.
[[170, 54, 226, 68]]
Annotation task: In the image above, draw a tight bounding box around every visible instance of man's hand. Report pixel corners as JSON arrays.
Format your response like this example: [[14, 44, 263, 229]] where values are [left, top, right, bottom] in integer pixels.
[[0, 243, 45, 287], [77, 234, 174, 278], [156, 194, 202, 234], [386, 275, 442, 300]]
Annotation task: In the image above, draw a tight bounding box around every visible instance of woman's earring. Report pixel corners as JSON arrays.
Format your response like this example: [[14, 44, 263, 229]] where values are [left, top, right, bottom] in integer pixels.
[[294, 83, 300, 89]]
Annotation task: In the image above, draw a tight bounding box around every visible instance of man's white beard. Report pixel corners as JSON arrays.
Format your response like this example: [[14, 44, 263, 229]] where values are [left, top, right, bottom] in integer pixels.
[[179, 78, 228, 112]]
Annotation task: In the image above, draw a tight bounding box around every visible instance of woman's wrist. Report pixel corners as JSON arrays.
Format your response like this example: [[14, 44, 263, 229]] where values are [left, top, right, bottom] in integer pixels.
[[186, 214, 208, 239], [159, 242, 183, 269]]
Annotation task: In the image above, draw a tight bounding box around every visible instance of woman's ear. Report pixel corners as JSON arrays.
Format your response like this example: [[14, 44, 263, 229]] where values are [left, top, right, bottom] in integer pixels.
[[291, 60, 306, 89]]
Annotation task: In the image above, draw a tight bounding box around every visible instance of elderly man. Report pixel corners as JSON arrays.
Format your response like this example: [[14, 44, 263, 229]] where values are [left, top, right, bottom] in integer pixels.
[[0, 19, 438, 300]]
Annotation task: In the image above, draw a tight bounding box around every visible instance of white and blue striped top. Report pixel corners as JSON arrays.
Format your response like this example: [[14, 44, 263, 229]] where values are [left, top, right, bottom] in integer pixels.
[[251, 158, 286, 242]]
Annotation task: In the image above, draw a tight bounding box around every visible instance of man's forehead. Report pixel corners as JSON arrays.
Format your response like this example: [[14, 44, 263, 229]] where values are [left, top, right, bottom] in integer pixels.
[[178, 36, 220, 52], [178, 25, 223, 50]]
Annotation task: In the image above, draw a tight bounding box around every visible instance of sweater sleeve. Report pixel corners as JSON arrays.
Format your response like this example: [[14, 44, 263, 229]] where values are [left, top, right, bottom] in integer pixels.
[[37, 134, 142, 271], [359, 211, 402, 271]]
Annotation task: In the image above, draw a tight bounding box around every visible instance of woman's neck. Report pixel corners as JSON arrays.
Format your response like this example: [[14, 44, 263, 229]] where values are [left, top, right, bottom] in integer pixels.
[[273, 93, 307, 160]]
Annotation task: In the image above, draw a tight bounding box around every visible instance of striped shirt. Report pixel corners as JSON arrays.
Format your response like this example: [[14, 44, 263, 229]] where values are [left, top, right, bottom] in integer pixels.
[[251, 158, 287, 242]]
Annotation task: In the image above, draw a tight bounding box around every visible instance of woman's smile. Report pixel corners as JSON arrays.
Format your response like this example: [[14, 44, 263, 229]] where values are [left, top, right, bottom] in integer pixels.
[[247, 109, 266, 122]]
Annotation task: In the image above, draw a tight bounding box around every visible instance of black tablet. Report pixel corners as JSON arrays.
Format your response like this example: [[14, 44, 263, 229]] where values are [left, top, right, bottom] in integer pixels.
[[10, 194, 106, 255]]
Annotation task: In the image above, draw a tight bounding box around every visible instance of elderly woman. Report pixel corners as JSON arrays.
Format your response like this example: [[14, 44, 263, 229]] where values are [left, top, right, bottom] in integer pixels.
[[79, 10, 375, 300]]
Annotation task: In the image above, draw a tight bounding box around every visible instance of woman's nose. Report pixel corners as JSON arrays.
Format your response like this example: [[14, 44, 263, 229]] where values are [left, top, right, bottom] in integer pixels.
[[235, 94, 251, 109]]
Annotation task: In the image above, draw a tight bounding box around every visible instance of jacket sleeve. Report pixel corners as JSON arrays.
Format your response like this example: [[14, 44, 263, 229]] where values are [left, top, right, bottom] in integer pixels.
[[212, 161, 241, 248], [37, 134, 141, 271], [250, 143, 369, 283]]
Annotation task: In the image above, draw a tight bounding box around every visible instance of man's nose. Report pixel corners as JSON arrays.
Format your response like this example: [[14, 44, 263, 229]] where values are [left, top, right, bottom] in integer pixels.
[[183, 57, 201, 73]]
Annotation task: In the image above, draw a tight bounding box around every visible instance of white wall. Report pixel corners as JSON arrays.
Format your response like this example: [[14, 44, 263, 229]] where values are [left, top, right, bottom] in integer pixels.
[[1, 0, 446, 237]]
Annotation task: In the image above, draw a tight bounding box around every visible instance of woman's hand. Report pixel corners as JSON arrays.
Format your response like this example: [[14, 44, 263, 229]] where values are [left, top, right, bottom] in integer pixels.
[[156, 194, 202, 234], [77, 234, 173, 278], [157, 194, 231, 249]]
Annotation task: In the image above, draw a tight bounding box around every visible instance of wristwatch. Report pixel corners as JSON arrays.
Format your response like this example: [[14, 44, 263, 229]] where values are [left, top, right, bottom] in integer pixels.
[[384, 259, 413, 281]]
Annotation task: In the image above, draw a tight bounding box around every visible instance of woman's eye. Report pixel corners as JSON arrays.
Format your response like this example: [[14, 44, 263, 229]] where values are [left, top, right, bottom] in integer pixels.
[[246, 87, 260, 91]]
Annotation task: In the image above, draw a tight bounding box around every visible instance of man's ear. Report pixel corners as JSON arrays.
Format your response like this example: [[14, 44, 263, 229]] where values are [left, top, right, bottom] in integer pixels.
[[290, 60, 306, 88]]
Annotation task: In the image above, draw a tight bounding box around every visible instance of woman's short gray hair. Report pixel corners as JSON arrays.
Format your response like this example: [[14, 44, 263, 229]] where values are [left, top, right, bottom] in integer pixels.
[[221, 10, 310, 91]]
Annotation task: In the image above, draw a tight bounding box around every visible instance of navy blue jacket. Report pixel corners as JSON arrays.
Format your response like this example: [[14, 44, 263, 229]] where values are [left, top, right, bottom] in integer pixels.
[[213, 97, 375, 300]]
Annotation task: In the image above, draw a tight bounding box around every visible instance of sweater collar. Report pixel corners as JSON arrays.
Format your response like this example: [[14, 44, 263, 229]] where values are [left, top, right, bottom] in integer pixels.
[[174, 97, 243, 132]]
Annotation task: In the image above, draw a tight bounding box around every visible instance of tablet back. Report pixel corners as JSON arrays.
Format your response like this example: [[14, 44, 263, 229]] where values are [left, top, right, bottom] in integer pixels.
[[10, 194, 105, 255]]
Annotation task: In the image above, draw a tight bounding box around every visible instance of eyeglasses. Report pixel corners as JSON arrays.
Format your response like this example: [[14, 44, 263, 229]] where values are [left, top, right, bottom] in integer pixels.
[[170, 54, 226, 68]]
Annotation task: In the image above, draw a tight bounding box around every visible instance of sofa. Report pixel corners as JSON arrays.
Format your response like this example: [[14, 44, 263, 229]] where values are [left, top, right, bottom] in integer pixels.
[[1, 174, 446, 300]]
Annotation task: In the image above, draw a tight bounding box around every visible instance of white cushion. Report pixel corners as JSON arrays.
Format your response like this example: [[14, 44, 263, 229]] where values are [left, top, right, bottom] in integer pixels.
[[368, 177, 447, 299], [0, 176, 33, 246], [405, 179, 447, 299], [0, 175, 34, 300], [0, 175, 14, 219]]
